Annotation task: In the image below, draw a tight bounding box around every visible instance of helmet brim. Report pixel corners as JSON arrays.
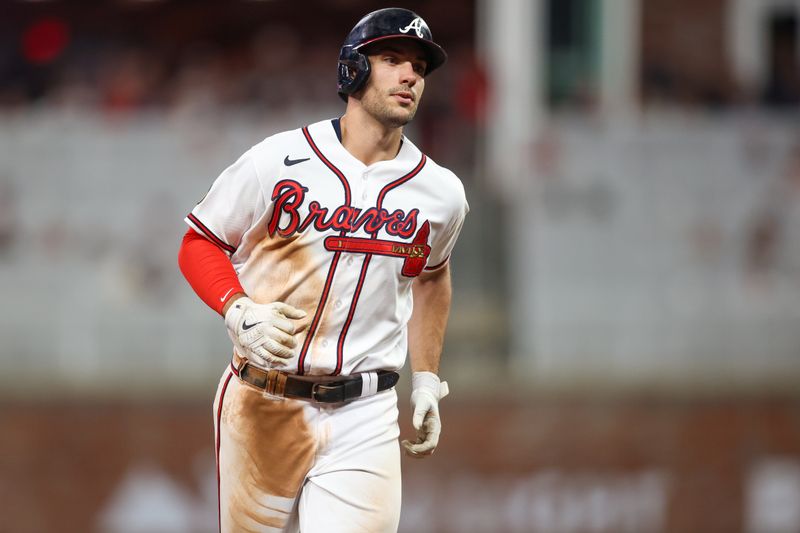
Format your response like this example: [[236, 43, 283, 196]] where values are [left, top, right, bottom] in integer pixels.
[[355, 34, 448, 76]]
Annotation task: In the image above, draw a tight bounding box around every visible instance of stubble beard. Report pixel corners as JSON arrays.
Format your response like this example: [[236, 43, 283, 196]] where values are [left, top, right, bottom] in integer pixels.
[[360, 86, 418, 129]]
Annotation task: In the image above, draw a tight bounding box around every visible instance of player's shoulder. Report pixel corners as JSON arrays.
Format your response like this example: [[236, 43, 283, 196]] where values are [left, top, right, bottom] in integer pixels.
[[247, 125, 307, 161], [247, 118, 336, 165], [423, 155, 463, 188], [415, 148, 467, 205], [239, 123, 318, 182]]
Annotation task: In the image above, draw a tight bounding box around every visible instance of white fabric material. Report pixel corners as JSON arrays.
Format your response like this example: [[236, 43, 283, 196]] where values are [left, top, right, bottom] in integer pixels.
[[224, 296, 307, 367], [360, 371, 379, 398], [401, 371, 448, 457], [188, 119, 468, 376]]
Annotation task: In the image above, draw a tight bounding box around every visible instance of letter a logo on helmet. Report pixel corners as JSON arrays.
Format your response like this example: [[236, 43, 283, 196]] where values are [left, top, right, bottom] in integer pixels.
[[337, 8, 448, 101], [399, 18, 426, 38]]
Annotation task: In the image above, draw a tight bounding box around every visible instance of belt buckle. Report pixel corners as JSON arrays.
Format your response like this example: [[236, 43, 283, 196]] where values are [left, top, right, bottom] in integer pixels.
[[312, 383, 342, 403]]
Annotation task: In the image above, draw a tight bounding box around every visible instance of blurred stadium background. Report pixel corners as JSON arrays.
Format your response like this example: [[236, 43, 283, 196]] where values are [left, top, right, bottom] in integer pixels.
[[1, 0, 800, 531]]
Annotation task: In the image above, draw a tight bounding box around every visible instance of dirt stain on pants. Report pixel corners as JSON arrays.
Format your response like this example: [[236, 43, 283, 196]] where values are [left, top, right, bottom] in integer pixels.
[[216, 373, 316, 532]]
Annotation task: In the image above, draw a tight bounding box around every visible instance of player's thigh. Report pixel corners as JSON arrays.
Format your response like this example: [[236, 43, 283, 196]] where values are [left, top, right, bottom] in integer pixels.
[[216, 369, 316, 532], [299, 459, 402, 533], [299, 394, 402, 533]]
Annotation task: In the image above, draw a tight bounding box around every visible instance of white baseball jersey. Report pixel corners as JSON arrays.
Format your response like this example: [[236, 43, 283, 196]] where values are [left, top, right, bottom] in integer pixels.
[[186, 118, 468, 376]]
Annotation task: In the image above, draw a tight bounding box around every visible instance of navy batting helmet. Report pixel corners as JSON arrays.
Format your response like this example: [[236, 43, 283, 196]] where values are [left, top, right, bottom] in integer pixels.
[[337, 8, 447, 101]]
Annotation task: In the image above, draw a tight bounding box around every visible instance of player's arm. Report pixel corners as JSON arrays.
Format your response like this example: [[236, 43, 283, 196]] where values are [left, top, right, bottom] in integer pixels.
[[402, 264, 452, 458], [408, 264, 451, 373], [178, 228, 245, 316]]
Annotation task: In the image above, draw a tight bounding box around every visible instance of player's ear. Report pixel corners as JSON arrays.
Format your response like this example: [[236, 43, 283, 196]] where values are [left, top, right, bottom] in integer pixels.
[[349, 80, 369, 102]]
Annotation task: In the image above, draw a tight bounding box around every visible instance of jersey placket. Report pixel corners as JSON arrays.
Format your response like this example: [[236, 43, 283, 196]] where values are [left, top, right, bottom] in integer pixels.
[[330, 166, 375, 375], [306, 166, 365, 375], [329, 167, 370, 372], [295, 126, 353, 376], [332, 157, 426, 375]]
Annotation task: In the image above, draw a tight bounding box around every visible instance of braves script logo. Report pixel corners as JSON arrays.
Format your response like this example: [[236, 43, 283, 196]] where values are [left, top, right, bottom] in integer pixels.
[[399, 17, 426, 38], [268, 179, 419, 238]]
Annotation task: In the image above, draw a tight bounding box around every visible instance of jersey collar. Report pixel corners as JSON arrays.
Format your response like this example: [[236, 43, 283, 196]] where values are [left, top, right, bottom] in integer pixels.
[[310, 118, 420, 174]]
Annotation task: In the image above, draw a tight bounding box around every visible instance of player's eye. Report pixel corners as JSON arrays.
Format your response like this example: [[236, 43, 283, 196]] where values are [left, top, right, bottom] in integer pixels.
[[413, 63, 426, 76], [383, 55, 398, 64]]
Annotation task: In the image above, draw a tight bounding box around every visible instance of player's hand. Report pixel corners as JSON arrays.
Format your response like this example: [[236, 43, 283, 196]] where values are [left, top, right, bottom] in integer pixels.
[[224, 296, 307, 367], [401, 371, 449, 458]]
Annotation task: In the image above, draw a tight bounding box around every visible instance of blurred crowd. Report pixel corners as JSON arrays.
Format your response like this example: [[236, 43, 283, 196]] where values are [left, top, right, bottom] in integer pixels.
[[3, 2, 797, 120], [2, 24, 335, 113], [0, 11, 485, 128]]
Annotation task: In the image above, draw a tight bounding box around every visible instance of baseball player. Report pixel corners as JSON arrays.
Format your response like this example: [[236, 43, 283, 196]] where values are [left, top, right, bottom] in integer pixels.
[[178, 8, 468, 532]]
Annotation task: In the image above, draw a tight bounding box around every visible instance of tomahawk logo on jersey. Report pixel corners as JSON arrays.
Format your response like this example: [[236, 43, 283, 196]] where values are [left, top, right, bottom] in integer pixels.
[[186, 118, 468, 378]]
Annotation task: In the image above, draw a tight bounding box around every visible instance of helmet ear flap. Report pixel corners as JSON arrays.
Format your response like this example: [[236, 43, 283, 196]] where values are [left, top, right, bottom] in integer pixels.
[[337, 46, 371, 101]]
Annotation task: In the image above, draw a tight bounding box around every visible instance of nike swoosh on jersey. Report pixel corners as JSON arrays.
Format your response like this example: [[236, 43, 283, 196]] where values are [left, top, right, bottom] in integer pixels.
[[220, 288, 235, 302], [284, 155, 310, 166]]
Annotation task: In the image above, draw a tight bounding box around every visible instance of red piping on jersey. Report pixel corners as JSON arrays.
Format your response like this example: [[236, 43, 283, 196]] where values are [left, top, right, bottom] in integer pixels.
[[215, 370, 234, 532], [425, 255, 450, 271], [376, 154, 427, 207], [301, 127, 352, 204], [299, 253, 342, 374], [187, 213, 236, 254], [334, 154, 427, 375], [296, 126, 352, 375], [334, 255, 373, 375]]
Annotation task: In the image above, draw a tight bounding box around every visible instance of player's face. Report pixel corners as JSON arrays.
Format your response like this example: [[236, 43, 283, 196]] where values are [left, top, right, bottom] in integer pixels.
[[359, 40, 427, 128]]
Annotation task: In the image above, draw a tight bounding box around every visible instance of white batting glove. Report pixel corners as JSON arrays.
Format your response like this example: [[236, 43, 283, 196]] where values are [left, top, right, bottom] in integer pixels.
[[224, 297, 307, 368], [401, 371, 449, 458]]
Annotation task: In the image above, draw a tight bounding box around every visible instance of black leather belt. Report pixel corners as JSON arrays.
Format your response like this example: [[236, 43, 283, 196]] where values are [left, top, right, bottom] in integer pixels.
[[230, 354, 399, 403]]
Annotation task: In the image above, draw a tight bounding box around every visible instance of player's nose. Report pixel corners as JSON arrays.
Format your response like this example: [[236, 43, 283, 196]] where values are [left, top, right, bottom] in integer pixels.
[[398, 61, 418, 87]]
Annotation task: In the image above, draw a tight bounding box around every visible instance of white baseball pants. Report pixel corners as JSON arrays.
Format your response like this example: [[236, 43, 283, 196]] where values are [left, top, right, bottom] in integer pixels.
[[213, 366, 402, 532]]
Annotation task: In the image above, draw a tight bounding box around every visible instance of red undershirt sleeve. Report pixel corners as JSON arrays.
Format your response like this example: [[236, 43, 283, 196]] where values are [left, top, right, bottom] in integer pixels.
[[178, 228, 244, 316]]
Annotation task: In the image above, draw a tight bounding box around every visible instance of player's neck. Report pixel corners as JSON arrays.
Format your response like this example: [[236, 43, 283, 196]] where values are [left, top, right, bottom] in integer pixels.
[[340, 108, 403, 166]]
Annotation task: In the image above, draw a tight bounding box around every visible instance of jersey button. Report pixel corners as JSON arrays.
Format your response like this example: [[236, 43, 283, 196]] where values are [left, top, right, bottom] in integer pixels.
[[321, 339, 329, 348], [361, 191, 368, 200], [334, 299, 342, 308], [347, 257, 354, 265]]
